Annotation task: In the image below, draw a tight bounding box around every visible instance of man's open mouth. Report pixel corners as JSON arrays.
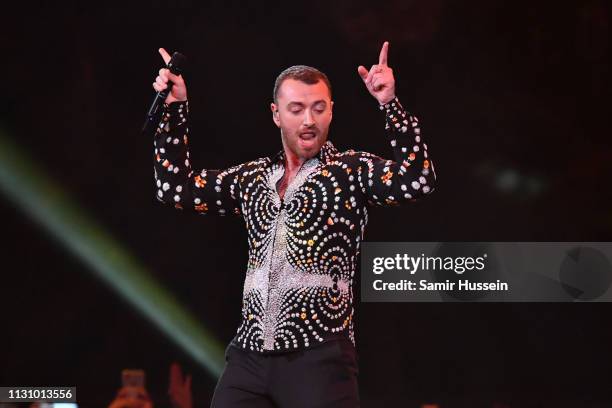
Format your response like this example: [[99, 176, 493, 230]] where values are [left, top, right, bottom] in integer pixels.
[[299, 132, 316, 140]]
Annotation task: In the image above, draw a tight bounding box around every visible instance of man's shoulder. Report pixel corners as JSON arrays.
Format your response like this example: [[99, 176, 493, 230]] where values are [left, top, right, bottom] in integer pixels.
[[233, 156, 271, 174], [244, 156, 271, 167], [325, 146, 382, 164]]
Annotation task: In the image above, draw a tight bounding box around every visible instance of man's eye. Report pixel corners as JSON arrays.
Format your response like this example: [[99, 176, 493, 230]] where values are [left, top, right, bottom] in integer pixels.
[[291, 109, 302, 114]]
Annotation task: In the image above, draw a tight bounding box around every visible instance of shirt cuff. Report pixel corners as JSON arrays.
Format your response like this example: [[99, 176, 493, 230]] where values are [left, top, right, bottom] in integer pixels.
[[161, 100, 189, 128], [378, 96, 403, 111], [378, 97, 410, 133]]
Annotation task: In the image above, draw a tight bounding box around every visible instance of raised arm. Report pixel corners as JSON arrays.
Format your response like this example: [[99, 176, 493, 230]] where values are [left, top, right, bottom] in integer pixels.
[[356, 41, 437, 206], [152, 48, 244, 216]]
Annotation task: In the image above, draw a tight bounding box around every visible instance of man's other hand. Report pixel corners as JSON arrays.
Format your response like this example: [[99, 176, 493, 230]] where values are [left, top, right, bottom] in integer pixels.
[[357, 41, 396, 105], [153, 48, 188, 104]]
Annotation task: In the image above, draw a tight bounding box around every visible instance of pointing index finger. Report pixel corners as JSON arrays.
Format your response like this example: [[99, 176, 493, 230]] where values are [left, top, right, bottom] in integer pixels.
[[158, 47, 172, 65], [378, 41, 389, 65]]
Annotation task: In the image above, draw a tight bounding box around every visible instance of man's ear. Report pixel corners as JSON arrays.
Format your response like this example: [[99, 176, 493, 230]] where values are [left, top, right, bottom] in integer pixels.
[[271, 102, 280, 127]]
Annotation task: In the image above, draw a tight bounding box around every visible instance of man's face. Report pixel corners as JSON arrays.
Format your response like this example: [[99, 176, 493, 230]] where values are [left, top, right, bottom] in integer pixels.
[[271, 78, 333, 161]]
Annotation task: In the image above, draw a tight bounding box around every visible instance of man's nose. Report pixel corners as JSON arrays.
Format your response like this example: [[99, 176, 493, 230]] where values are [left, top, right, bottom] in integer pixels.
[[303, 109, 315, 127]]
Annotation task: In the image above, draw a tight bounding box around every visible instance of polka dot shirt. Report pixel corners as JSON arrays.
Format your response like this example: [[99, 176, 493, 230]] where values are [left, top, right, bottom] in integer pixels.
[[153, 97, 436, 354]]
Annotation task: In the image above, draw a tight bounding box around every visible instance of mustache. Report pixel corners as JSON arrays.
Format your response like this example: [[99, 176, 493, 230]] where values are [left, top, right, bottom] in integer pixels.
[[298, 127, 320, 135]]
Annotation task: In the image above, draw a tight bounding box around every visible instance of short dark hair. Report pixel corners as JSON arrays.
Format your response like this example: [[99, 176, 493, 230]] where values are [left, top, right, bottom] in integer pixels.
[[273, 65, 332, 103]]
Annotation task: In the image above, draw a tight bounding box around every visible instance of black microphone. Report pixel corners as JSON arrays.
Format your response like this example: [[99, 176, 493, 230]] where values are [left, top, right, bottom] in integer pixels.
[[142, 51, 187, 133]]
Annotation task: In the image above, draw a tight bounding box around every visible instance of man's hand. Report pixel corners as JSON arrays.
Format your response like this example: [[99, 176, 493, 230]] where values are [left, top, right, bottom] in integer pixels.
[[357, 41, 396, 105], [168, 362, 193, 408], [153, 48, 188, 104]]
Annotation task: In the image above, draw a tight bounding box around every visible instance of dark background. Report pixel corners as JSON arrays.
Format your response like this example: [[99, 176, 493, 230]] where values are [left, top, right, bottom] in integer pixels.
[[1, 1, 611, 406]]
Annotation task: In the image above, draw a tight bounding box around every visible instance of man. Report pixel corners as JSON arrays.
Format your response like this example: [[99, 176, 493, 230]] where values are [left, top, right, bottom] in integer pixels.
[[151, 41, 436, 407]]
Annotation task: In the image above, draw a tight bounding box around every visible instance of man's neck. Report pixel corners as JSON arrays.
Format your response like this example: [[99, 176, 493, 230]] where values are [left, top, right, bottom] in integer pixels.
[[283, 149, 308, 174]]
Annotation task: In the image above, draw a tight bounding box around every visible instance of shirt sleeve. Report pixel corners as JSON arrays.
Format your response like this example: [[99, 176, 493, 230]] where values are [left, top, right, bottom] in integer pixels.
[[152, 100, 244, 216], [356, 96, 437, 206]]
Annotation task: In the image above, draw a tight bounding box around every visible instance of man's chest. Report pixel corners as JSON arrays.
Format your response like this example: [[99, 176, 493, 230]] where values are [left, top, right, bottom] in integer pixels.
[[240, 161, 366, 223], [275, 171, 297, 201]]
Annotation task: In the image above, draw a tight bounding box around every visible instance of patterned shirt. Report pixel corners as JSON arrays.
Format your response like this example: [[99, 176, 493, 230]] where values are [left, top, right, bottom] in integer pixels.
[[153, 97, 436, 354]]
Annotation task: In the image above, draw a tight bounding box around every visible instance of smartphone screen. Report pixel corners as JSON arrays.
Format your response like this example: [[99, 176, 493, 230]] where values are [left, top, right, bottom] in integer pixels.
[[122, 369, 145, 388]]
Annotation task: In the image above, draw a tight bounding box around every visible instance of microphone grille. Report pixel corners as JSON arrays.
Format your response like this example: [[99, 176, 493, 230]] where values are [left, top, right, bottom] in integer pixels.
[[167, 52, 187, 75]]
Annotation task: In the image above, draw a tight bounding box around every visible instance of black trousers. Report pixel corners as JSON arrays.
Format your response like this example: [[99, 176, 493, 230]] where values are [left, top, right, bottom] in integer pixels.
[[210, 339, 360, 408]]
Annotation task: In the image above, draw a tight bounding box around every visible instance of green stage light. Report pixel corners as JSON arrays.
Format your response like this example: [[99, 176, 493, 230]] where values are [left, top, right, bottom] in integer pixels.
[[0, 130, 225, 378]]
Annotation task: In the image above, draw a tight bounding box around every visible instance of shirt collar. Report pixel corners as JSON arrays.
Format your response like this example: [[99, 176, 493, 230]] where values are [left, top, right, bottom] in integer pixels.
[[268, 140, 338, 166]]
